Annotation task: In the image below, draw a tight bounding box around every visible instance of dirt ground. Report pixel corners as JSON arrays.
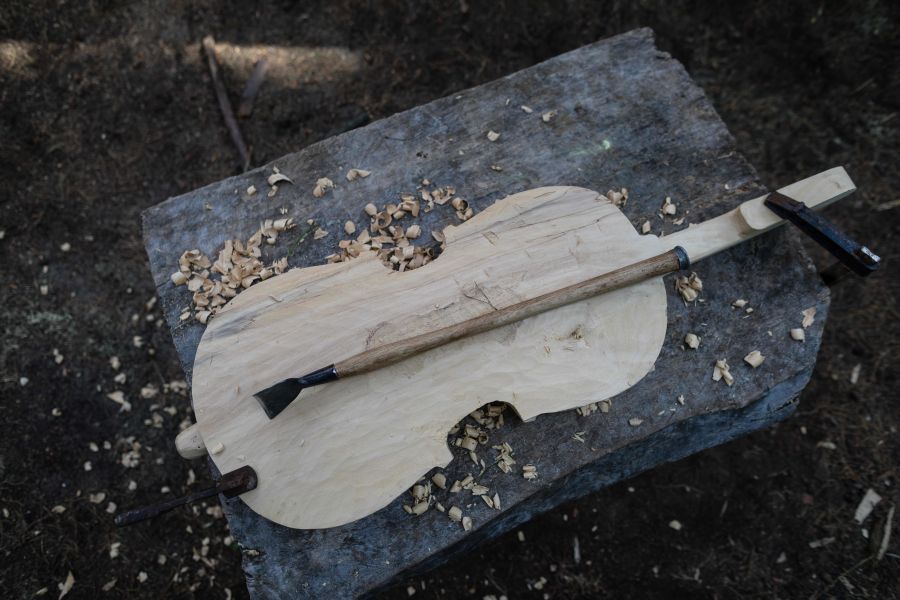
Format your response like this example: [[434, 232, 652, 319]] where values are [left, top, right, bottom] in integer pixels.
[[1, 1, 898, 598]]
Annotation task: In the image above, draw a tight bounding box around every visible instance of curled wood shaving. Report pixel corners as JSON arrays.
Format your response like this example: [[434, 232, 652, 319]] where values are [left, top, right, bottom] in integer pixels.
[[312, 177, 334, 198], [431, 472, 447, 490], [486, 130, 500, 142], [522, 464, 538, 480], [267, 173, 293, 187], [470, 484, 489, 496], [661, 196, 677, 215], [744, 350, 765, 368], [448, 506, 462, 522], [790, 328, 806, 342], [675, 272, 702, 302], [462, 516, 473, 531], [346, 168, 371, 181], [712, 359, 735, 386], [606, 188, 628, 207], [641, 220, 651, 234], [628, 417, 643, 427], [732, 299, 748, 309], [173, 217, 294, 323], [58, 572, 75, 599], [541, 110, 557, 123], [326, 181, 473, 272], [246, 185, 257, 196], [343, 221, 356, 235], [520, 105, 533, 113], [684, 333, 700, 349]]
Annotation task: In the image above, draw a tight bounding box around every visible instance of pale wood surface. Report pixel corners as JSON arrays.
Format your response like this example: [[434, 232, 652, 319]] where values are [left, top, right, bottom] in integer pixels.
[[667, 166, 855, 262], [142, 29, 833, 598], [192, 186, 672, 528], [192, 169, 850, 530]]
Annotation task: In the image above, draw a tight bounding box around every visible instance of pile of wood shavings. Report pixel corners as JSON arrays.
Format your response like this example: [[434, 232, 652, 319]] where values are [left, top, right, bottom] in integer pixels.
[[171, 218, 295, 323], [326, 180, 474, 272], [675, 272, 703, 302]]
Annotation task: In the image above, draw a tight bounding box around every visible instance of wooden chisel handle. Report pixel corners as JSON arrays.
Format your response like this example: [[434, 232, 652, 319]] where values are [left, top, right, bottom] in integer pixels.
[[335, 247, 690, 378]]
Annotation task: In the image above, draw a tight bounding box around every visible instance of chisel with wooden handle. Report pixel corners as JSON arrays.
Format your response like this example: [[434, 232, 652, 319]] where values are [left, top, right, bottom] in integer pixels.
[[254, 169, 879, 419]]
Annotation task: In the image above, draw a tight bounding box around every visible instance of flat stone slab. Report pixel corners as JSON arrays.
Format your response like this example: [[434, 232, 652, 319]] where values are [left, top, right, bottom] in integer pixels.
[[142, 28, 828, 599]]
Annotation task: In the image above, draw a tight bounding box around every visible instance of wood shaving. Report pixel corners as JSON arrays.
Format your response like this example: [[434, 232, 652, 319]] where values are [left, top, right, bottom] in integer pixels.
[[431, 472, 447, 490], [448, 506, 462, 522], [486, 130, 500, 142], [174, 218, 293, 323], [246, 185, 256, 196], [684, 333, 700, 349], [346, 168, 371, 181], [312, 177, 334, 197], [628, 417, 643, 427], [313, 227, 328, 240], [267, 173, 293, 186], [490, 164, 503, 171], [58, 571, 75, 599], [576, 402, 598, 416], [606, 188, 628, 207], [541, 110, 556, 122], [106, 391, 131, 412], [712, 359, 734, 386], [641, 220, 651, 234], [343, 221, 356, 235], [744, 350, 765, 368], [732, 299, 748, 309], [802, 307, 816, 328], [520, 105, 533, 113], [326, 181, 472, 272], [675, 272, 702, 302], [462, 516, 473, 531], [661, 196, 677, 215], [470, 484, 489, 496], [790, 328, 805, 342], [522, 464, 538, 480]]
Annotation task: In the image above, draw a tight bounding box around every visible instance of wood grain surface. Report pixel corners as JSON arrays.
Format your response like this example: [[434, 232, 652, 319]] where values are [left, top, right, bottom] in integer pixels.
[[191, 186, 670, 528]]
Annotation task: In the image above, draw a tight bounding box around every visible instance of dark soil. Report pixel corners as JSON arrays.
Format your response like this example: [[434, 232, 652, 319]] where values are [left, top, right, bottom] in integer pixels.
[[1, 1, 897, 598]]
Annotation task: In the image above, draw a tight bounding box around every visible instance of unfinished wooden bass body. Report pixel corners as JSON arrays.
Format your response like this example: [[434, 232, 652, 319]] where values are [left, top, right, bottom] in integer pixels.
[[181, 168, 853, 529]]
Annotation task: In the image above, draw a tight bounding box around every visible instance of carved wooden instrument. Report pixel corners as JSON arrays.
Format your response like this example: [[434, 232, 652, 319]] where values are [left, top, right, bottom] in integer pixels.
[[168, 167, 861, 529]]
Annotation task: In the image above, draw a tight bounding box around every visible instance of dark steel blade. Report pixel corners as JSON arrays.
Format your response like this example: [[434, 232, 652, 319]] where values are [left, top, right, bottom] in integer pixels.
[[764, 191, 881, 277]]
